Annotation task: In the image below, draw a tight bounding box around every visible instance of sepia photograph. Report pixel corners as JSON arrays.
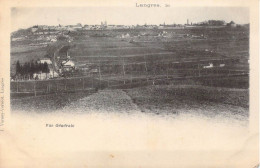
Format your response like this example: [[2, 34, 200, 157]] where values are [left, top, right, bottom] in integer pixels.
[[0, 1, 259, 168], [10, 7, 249, 122]]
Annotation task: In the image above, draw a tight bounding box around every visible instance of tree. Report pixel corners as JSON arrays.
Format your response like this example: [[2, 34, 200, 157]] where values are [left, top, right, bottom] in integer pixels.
[[35, 61, 39, 73], [29, 61, 35, 79], [16, 61, 21, 75], [43, 62, 49, 79], [23, 62, 30, 79]]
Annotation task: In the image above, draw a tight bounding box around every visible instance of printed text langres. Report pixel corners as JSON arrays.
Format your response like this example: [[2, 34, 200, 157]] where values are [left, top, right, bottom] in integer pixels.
[[136, 3, 161, 8]]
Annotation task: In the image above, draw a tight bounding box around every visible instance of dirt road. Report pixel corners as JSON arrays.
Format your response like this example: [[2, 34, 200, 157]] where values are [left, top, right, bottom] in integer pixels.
[[62, 89, 141, 114]]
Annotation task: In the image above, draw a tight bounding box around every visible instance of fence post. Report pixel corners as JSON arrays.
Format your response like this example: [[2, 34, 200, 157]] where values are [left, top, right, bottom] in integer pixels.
[[153, 70, 155, 85], [92, 72, 94, 88], [65, 78, 67, 92], [49, 83, 51, 93], [166, 63, 169, 80], [74, 78, 76, 92], [56, 82, 58, 94], [122, 58, 126, 85], [99, 67, 101, 88], [131, 64, 133, 84], [16, 81, 19, 92], [34, 81, 36, 97], [198, 64, 200, 77], [144, 55, 148, 82], [82, 77, 85, 90]]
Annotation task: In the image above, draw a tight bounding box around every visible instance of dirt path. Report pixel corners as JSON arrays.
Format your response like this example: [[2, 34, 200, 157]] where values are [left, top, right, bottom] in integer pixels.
[[62, 89, 141, 114]]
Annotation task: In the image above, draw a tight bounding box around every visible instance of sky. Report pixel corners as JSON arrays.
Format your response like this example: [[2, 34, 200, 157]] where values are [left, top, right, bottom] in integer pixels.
[[11, 7, 249, 31]]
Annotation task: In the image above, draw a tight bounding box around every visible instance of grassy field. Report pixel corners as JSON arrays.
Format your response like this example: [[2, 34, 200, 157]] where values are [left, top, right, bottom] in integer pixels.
[[11, 83, 249, 122], [11, 89, 96, 112], [10, 71, 248, 99], [67, 27, 249, 82], [11, 27, 249, 72], [124, 84, 249, 119]]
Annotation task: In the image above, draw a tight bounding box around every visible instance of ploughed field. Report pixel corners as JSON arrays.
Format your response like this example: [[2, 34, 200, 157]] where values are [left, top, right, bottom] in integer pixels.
[[124, 85, 248, 117], [11, 84, 249, 122]]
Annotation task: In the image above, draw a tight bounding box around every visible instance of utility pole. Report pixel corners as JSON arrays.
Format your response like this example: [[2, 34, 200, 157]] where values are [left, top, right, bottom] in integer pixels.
[[153, 67, 155, 85], [16, 82, 19, 92], [74, 78, 76, 92], [198, 64, 200, 77], [53, 52, 55, 78], [34, 81, 36, 97], [82, 77, 85, 90], [122, 58, 126, 84], [98, 58, 101, 88], [49, 83, 51, 93], [92, 72, 94, 88], [144, 55, 148, 82], [164, 55, 169, 80], [130, 64, 133, 84], [65, 78, 67, 91], [166, 65, 169, 80], [56, 82, 58, 94]]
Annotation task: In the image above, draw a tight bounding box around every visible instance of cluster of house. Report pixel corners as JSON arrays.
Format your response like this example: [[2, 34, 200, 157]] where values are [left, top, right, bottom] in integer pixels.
[[11, 36, 27, 42], [29, 32, 72, 46], [34, 35, 57, 42], [28, 20, 238, 33], [32, 58, 59, 80], [13, 20, 241, 42], [33, 53, 76, 80], [185, 19, 237, 28], [203, 63, 225, 69], [118, 33, 131, 39]]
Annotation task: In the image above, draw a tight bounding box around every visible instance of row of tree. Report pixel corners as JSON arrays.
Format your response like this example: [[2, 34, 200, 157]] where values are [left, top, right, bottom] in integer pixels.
[[15, 60, 50, 80]]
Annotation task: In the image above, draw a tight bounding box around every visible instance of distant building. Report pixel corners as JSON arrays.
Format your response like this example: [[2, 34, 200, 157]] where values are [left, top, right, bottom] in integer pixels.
[[227, 21, 237, 27], [33, 69, 59, 80], [208, 20, 226, 26], [37, 58, 52, 65], [67, 23, 83, 30], [11, 37, 25, 41], [83, 25, 91, 30], [31, 25, 38, 32], [194, 20, 226, 26], [50, 38, 57, 42], [61, 60, 75, 71], [121, 33, 130, 38], [203, 63, 214, 69]]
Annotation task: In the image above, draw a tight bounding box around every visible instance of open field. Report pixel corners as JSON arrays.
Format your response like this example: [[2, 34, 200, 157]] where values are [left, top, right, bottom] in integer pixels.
[[11, 27, 250, 117], [124, 85, 249, 120], [11, 27, 249, 72], [10, 72, 248, 99], [67, 27, 249, 80], [11, 89, 96, 112], [11, 84, 249, 122]]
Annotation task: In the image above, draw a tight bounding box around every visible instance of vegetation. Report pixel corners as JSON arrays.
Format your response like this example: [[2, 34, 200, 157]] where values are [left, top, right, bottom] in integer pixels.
[[124, 84, 248, 119], [15, 60, 50, 80]]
